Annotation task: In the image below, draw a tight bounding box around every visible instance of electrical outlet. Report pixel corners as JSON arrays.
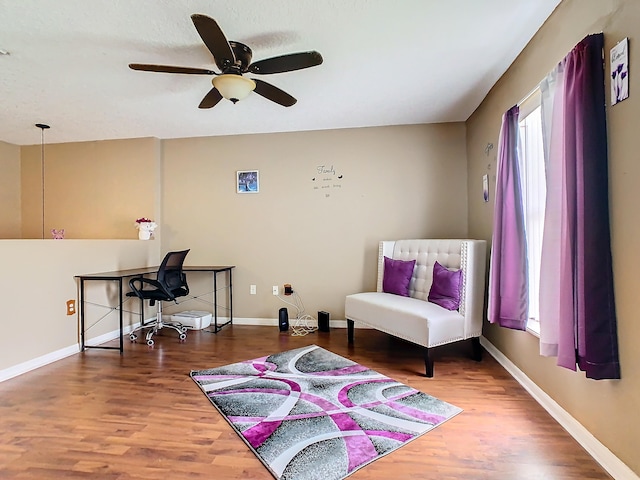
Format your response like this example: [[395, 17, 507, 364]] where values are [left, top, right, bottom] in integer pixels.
[[66, 300, 76, 315], [272, 285, 279, 295], [250, 285, 256, 295]]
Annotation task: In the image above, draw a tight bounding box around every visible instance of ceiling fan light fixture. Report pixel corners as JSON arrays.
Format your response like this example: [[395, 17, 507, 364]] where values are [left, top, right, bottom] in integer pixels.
[[130, 15, 321, 108], [212, 74, 256, 103]]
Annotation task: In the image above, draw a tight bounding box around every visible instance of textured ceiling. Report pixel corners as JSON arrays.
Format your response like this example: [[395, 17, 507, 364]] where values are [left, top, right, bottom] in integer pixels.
[[0, 0, 561, 146]]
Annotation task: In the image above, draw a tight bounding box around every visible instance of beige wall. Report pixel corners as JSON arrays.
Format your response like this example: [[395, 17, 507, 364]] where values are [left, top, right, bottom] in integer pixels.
[[20, 137, 159, 239], [0, 240, 158, 373], [0, 140, 21, 238], [0, 122, 468, 371], [466, 0, 639, 474], [162, 124, 469, 319]]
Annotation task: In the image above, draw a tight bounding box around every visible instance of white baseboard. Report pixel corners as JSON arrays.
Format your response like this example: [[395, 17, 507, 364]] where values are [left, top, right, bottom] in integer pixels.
[[1, 318, 344, 382], [83, 321, 140, 346], [480, 337, 638, 480], [0, 322, 141, 383], [0, 344, 80, 382], [330, 319, 350, 328], [232, 317, 279, 326]]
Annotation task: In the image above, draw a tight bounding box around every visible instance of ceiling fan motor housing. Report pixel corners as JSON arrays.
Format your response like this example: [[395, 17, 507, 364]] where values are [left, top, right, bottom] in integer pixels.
[[227, 41, 253, 73]]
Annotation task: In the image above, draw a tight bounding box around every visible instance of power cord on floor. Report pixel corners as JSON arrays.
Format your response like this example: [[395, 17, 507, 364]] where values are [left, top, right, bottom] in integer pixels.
[[276, 290, 317, 336]]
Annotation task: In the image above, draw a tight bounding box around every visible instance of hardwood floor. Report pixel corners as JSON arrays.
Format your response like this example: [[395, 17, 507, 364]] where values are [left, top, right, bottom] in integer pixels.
[[0, 325, 612, 479]]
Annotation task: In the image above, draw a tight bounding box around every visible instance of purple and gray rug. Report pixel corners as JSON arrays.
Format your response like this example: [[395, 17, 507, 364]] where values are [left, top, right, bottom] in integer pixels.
[[190, 345, 461, 480]]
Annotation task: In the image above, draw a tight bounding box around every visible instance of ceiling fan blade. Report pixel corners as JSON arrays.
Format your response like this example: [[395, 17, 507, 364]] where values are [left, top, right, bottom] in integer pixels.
[[191, 14, 235, 71], [248, 51, 323, 75], [198, 88, 223, 109], [129, 63, 215, 75], [253, 79, 297, 107]]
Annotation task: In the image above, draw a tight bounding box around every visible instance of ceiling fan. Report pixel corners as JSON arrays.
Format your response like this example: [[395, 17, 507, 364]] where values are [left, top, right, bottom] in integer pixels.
[[129, 14, 323, 109]]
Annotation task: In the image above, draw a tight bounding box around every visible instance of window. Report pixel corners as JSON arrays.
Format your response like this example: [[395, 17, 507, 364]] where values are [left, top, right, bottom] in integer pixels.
[[518, 92, 546, 336]]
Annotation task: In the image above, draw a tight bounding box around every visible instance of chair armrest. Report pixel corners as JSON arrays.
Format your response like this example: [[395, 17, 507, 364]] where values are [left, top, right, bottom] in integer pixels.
[[129, 277, 175, 300]]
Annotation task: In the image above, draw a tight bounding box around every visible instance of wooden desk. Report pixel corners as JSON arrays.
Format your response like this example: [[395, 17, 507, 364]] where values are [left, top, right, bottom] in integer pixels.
[[75, 265, 234, 353]]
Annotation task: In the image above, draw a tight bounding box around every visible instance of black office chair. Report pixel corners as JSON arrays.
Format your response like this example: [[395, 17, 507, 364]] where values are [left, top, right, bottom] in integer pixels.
[[127, 249, 190, 346]]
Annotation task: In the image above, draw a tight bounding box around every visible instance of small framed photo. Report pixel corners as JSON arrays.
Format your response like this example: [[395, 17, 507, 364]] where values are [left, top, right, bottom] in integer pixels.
[[236, 170, 259, 193]]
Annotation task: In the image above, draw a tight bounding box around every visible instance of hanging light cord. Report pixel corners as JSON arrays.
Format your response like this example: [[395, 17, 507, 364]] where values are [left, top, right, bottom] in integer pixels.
[[35, 123, 50, 239]]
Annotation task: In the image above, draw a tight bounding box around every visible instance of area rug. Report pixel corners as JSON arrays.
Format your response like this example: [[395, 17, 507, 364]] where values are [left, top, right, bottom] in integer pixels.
[[190, 345, 461, 480]]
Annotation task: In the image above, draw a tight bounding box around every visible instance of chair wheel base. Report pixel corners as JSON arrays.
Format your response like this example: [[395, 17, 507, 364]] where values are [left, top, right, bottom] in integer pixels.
[[129, 321, 187, 346]]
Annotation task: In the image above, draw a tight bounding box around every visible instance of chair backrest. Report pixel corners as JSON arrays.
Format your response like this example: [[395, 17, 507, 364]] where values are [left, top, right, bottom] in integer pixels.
[[157, 249, 190, 293]]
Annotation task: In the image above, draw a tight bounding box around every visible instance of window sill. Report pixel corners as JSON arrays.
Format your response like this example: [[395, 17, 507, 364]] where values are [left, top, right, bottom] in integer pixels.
[[526, 318, 540, 338]]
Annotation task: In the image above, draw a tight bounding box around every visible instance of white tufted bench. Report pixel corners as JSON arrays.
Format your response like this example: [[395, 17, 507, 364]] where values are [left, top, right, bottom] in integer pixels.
[[345, 239, 487, 377]]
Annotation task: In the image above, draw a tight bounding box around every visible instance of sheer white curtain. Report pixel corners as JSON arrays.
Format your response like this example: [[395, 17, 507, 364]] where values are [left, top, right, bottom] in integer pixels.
[[538, 65, 565, 357], [518, 107, 545, 325]]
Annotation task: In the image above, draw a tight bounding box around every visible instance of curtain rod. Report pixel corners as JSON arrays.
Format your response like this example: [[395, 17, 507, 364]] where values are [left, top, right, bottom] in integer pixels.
[[518, 85, 540, 106]]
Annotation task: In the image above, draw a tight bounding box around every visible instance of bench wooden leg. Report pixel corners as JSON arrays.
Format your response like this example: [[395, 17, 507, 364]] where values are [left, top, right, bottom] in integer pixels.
[[347, 319, 354, 344], [471, 337, 483, 362], [423, 347, 434, 377]]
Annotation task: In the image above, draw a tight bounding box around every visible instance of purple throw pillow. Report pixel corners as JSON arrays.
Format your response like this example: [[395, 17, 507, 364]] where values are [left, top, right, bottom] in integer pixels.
[[428, 261, 463, 310], [382, 256, 416, 297]]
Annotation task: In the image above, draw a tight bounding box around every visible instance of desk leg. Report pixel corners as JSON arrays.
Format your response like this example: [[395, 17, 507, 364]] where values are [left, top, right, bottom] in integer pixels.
[[203, 268, 233, 334], [80, 278, 86, 351], [118, 278, 124, 354], [229, 268, 233, 325], [213, 271, 218, 331]]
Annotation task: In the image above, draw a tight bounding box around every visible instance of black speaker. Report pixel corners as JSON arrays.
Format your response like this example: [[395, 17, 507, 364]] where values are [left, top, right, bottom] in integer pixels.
[[318, 311, 330, 332], [278, 307, 289, 332]]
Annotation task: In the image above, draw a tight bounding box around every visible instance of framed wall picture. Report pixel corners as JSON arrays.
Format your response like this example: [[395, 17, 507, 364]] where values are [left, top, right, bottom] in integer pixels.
[[483, 174, 489, 202], [237, 170, 259, 193], [610, 37, 629, 105]]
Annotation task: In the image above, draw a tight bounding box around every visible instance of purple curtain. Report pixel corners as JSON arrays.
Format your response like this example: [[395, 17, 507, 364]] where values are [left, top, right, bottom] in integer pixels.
[[487, 106, 529, 330], [539, 33, 620, 379]]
